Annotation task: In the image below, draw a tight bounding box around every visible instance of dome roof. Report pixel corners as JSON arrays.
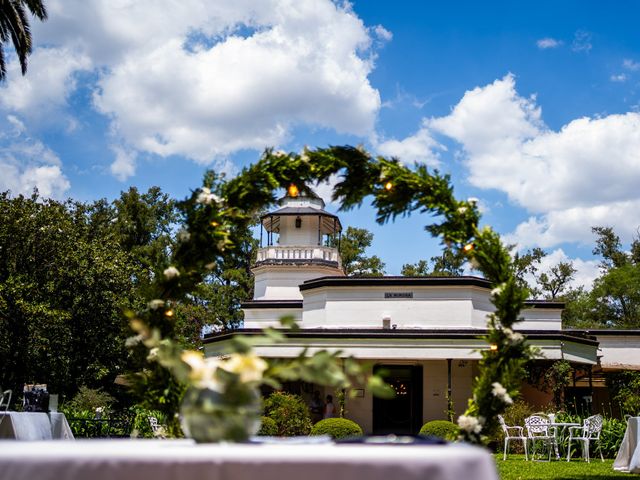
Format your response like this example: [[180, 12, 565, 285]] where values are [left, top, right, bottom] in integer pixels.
[[260, 188, 341, 234]]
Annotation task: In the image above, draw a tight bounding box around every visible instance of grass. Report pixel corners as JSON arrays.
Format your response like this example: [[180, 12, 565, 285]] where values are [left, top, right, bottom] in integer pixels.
[[495, 455, 640, 479]]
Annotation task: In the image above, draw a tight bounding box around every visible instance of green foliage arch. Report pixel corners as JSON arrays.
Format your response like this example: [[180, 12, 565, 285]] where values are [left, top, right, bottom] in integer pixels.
[[129, 145, 534, 443]]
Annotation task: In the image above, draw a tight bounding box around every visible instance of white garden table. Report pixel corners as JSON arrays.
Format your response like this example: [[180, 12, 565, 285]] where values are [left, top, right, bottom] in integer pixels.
[[550, 421, 580, 459], [0, 438, 499, 480]]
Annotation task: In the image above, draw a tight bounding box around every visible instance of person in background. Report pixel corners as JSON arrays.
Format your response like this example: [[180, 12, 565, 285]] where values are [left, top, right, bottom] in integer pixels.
[[309, 390, 323, 424], [324, 394, 335, 419]]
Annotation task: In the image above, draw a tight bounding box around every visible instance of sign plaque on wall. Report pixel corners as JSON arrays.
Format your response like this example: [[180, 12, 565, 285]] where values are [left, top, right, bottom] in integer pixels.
[[384, 292, 413, 299]]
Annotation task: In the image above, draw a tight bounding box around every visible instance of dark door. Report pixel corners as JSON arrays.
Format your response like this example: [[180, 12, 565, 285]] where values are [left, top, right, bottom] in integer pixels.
[[372, 364, 423, 435]]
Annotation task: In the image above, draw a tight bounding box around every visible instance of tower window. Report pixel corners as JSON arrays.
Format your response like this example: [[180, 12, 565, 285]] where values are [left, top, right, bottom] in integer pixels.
[[295, 216, 302, 228]]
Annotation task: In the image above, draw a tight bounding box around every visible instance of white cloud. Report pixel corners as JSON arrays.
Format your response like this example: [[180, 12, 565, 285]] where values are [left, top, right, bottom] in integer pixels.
[[429, 74, 542, 160], [506, 200, 640, 250], [536, 38, 561, 49], [374, 25, 393, 42], [110, 146, 137, 181], [0, 116, 70, 198], [572, 30, 592, 53], [28, 0, 383, 179], [0, 47, 91, 116], [610, 73, 628, 82], [386, 74, 640, 255], [623, 59, 640, 71], [312, 174, 341, 206], [435, 76, 640, 247], [375, 120, 444, 166]]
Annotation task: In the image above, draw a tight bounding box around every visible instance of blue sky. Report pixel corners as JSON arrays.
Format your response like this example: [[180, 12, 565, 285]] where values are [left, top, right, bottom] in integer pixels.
[[2, 0, 640, 286]]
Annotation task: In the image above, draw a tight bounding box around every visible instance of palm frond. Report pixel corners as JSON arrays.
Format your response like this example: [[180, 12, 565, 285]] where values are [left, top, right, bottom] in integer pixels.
[[0, 0, 47, 80], [22, 0, 47, 20]]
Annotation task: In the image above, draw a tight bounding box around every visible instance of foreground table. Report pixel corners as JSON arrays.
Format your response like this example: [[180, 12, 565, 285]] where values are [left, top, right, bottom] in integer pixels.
[[0, 412, 74, 440], [614, 417, 640, 473], [0, 439, 499, 480]]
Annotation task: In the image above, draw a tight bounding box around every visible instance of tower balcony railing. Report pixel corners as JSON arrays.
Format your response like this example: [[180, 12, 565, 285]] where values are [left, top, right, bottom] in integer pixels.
[[256, 245, 341, 267]]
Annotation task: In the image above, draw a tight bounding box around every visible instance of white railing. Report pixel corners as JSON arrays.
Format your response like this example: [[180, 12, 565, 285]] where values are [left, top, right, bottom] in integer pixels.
[[256, 245, 341, 266]]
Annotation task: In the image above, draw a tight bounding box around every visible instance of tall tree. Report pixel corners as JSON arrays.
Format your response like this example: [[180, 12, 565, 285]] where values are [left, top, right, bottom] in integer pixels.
[[112, 186, 177, 277], [401, 259, 430, 276], [512, 247, 546, 292], [536, 261, 576, 300], [561, 286, 602, 328], [0, 192, 135, 398], [330, 226, 385, 276], [588, 226, 640, 327], [402, 248, 466, 277], [0, 0, 47, 80], [175, 219, 257, 338], [592, 226, 629, 270], [0, 186, 186, 400]]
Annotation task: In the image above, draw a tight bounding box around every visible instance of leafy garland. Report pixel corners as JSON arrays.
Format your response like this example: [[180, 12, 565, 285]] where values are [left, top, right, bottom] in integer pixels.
[[127, 146, 534, 443]]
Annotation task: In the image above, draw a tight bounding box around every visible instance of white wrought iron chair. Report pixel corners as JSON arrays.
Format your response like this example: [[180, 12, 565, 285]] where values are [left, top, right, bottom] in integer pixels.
[[566, 414, 604, 463], [498, 414, 528, 460], [148, 416, 166, 439], [0, 389, 12, 414], [525, 414, 555, 461], [0, 389, 12, 429]]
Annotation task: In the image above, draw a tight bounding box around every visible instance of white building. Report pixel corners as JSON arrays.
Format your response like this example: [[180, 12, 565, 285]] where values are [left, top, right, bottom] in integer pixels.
[[204, 190, 631, 433]]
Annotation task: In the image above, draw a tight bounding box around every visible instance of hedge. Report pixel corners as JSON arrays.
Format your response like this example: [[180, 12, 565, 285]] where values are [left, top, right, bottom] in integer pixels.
[[419, 420, 458, 440], [310, 418, 363, 439]]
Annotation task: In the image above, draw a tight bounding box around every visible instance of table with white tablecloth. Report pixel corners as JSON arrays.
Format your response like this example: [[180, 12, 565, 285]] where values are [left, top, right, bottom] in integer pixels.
[[0, 439, 499, 480], [0, 412, 74, 440], [614, 417, 640, 473]]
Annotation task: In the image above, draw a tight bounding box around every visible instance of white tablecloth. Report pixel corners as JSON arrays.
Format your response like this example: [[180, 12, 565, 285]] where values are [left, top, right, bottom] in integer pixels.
[[614, 417, 640, 473], [0, 439, 498, 480], [0, 412, 74, 440]]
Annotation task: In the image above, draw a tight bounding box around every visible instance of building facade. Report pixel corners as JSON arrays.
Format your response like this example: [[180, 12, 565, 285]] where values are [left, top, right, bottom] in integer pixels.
[[204, 191, 633, 434]]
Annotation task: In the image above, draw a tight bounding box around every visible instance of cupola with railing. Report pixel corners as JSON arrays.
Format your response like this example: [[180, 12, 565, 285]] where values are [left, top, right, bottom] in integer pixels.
[[252, 185, 344, 300]]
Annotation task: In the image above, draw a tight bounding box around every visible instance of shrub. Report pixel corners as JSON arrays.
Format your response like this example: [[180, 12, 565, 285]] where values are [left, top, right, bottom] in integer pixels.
[[62, 403, 142, 439], [263, 392, 312, 436], [64, 386, 115, 413], [419, 420, 458, 440], [310, 418, 363, 439], [130, 406, 168, 438], [599, 417, 626, 458], [502, 400, 535, 427], [257, 416, 278, 436], [490, 400, 534, 453], [607, 371, 640, 415]]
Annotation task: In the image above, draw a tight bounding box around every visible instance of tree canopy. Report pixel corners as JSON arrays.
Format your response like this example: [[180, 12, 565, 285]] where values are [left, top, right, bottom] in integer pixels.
[[329, 226, 385, 276], [401, 248, 466, 277], [0, 181, 251, 401], [0, 192, 135, 398], [559, 226, 640, 328]]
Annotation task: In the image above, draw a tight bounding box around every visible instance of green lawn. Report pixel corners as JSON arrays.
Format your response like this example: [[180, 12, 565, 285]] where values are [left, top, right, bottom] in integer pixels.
[[495, 455, 640, 480]]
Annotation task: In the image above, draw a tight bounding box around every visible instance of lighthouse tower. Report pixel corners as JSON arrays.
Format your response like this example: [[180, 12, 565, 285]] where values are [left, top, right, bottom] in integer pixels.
[[252, 186, 344, 301]]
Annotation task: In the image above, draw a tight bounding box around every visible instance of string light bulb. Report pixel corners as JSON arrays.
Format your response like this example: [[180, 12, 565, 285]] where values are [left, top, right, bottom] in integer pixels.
[[288, 184, 299, 197], [463, 243, 475, 253], [489, 344, 498, 351], [165, 309, 174, 318], [384, 181, 393, 191]]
